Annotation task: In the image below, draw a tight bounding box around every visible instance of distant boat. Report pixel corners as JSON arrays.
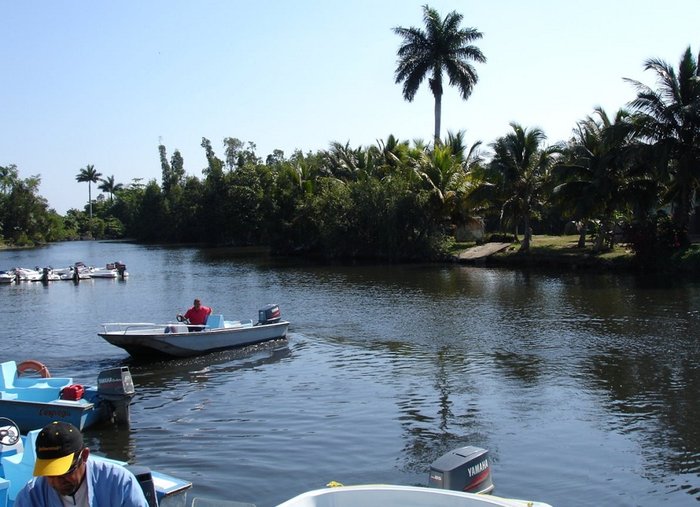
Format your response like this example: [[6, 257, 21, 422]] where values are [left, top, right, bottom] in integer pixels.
[[90, 261, 129, 279], [53, 264, 92, 280], [88, 267, 118, 278], [10, 268, 41, 282], [99, 304, 289, 358]]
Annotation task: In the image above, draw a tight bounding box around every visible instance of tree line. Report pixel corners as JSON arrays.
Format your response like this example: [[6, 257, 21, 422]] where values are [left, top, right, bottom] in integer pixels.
[[1, 6, 698, 267]]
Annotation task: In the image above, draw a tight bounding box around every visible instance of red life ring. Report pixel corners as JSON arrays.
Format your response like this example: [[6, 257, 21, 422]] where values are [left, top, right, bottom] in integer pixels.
[[17, 360, 51, 378]]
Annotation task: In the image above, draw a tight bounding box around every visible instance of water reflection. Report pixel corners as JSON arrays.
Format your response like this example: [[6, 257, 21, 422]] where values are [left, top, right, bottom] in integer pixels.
[[2, 242, 700, 506]]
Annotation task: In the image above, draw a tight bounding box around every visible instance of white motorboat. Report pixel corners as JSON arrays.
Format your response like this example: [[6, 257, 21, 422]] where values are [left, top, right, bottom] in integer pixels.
[[89, 262, 128, 279], [276, 447, 552, 506], [53, 264, 92, 281], [276, 485, 552, 507], [39, 268, 61, 282], [89, 267, 118, 278], [192, 446, 552, 507], [12, 267, 42, 282], [0, 271, 14, 284], [98, 304, 289, 358]]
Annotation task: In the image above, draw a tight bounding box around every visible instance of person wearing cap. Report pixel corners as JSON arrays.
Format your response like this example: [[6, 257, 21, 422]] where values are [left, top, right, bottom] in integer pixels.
[[14, 421, 148, 507]]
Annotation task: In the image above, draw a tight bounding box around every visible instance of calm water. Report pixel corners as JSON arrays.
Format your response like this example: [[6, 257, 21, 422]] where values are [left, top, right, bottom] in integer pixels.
[[1, 241, 699, 507]]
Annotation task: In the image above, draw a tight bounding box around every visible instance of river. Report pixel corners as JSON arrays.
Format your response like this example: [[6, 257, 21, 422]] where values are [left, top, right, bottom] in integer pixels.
[[1, 241, 699, 506]]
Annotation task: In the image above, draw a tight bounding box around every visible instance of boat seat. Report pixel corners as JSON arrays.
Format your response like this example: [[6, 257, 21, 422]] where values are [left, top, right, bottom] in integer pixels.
[[0, 360, 72, 390], [13, 378, 73, 389], [206, 315, 224, 329], [2, 429, 39, 501], [223, 319, 254, 329], [0, 362, 17, 390], [3, 388, 61, 402]]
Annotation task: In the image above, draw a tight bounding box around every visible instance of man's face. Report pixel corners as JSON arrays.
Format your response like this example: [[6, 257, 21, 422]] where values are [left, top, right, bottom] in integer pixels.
[[46, 449, 88, 496]]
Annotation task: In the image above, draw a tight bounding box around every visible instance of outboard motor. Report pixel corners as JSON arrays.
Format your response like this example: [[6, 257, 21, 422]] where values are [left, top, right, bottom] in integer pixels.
[[125, 465, 159, 507], [115, 261, 128, 279], [97, 367, 135, 426], [258, 304, 281, 325], [428, 446, 494, 494]]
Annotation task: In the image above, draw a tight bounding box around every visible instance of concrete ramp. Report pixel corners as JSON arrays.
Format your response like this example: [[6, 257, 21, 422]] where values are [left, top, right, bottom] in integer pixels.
[[457, 242, 512, 261]]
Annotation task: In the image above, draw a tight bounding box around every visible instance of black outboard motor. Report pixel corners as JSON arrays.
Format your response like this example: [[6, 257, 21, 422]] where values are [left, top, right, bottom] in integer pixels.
[[428, 446, 494, 494], [125, 465, 159, 507], [97, 366, 135, 426], [258, 304, 281, 325], [115, 261, 127, 279]]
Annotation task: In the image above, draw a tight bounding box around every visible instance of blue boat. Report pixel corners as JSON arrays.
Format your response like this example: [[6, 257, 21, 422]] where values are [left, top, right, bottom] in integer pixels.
[[0, 418, 191, 507], [0, 360, 135, 433]]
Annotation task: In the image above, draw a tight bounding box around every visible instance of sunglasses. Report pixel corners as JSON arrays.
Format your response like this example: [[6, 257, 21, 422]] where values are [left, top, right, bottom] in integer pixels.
[[61, 450, 84, 476]]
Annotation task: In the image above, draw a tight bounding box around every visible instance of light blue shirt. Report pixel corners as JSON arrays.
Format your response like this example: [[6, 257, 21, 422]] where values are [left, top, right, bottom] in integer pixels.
[[14, 458, 149, 507]]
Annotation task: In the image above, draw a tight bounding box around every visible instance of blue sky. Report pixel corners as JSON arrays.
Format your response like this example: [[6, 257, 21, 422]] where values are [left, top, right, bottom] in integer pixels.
[[2, 0, 698, 214]]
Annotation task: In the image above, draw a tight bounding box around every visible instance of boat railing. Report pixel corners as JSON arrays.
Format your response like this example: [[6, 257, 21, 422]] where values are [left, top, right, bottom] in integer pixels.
[[101, 323, 162, 334]]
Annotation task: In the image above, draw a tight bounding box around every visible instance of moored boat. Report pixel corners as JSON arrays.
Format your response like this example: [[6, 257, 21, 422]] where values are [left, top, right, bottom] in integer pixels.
[[98, 304, 289, 358], [11, 268, 42, 282], [0, 360, 135, 433]]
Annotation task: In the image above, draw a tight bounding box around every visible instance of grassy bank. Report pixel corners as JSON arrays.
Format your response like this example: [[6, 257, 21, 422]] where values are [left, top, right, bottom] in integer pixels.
[[452, 235, 634, 270], [453, 235, 700, 273]]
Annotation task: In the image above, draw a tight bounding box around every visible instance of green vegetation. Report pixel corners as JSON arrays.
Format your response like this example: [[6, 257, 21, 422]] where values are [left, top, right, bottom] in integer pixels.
[[1, 6, 698, 273]]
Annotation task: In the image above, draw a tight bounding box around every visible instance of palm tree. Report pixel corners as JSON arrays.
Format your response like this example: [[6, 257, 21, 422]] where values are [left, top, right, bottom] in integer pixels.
[[625, 46, 700, 242], [552, 107, 639, 250], [75, 164, 102, 229], [393, 5, 486, 143], [489, 123, 560, 252], [98, 175, 123, 203]]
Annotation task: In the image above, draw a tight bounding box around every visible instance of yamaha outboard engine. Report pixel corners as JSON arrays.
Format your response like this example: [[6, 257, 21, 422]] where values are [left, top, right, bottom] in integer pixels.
[[428, 446, 494, 494], [97, 366, 135, 426], [258, 304, 281, 325]]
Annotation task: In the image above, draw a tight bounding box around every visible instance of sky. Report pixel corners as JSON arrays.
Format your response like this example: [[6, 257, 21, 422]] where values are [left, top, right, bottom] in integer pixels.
[[2, 0, 698, 214]]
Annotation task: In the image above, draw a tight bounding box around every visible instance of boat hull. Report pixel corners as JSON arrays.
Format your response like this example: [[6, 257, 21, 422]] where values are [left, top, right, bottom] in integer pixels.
[[0, 391, 110, 433], [99, 321, 290, 357], [275, 485, 552, 507]]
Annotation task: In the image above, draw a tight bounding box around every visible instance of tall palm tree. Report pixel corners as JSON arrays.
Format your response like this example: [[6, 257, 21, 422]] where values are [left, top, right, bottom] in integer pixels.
[[98, 175, 123, 203], [393, 5, 486, 143], [75, 164, 102, 228], [625, 46, 700, 241], [489, 123, 560, 252]]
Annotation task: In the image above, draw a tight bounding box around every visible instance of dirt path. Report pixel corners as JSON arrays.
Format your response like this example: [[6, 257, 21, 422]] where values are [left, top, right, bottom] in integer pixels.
[[457, 242, 512, 261]]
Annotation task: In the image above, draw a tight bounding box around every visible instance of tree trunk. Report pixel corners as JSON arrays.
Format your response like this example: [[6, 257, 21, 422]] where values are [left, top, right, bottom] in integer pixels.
[[88, 182, 93, 237], [430, 77, 443, 144], [519, 213, 531, 252], [576, 220, 587, 248], [434, 93, 441, 143]]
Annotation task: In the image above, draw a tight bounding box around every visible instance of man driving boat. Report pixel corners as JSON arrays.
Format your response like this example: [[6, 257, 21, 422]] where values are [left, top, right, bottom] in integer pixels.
[[177, 298, 212, 330]]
